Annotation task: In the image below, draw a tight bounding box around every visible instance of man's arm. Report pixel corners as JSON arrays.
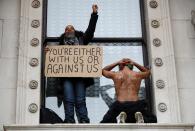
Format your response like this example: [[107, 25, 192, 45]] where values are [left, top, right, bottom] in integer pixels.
[[102, 60, 121, 79], [132, 60, 150, 79], [83, 5, 98, 44]]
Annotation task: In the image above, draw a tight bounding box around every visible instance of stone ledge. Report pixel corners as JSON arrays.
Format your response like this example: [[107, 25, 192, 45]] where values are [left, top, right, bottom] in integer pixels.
[[3, 123, 195, 131]]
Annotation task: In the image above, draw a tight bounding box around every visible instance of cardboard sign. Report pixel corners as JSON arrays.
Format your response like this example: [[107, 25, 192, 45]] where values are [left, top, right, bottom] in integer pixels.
[[45, 45, 103, 77]]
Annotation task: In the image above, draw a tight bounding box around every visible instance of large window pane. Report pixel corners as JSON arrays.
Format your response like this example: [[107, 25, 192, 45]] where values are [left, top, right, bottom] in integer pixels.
[[47, 0, 142, 38], [45, 42, 146, 123]]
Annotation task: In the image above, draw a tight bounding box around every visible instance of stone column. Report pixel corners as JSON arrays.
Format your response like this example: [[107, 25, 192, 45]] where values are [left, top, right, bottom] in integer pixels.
[[16, 0, 42, 124], [145, 0, 181, 122]]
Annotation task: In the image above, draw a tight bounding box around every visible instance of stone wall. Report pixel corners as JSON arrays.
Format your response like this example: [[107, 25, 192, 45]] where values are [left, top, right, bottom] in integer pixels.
[[0, 0, 20, 124], [170, 0, 195, 123]]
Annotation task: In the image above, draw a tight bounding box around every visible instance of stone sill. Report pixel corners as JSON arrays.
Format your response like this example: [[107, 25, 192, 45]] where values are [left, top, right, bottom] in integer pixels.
[[3, 123, 195, 131]]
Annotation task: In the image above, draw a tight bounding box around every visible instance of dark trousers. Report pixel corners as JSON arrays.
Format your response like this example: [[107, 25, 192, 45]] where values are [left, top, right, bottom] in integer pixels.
[[63, 78, 89, 123], [100, 100, 157, 123]]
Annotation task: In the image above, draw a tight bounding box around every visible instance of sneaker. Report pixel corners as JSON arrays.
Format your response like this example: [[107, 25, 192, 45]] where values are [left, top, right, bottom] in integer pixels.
[[135, 112, 144, 123], [117, 112, 127, 123]]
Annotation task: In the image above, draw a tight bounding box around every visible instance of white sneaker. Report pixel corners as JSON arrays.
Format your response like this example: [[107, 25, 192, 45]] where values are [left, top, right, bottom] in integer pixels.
[[117, 112, 127, 123], [135, 112, 144, 123]]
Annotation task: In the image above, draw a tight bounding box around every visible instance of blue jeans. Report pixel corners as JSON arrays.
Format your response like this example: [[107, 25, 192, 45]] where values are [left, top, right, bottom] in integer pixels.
[[63, 78, 89, 123]]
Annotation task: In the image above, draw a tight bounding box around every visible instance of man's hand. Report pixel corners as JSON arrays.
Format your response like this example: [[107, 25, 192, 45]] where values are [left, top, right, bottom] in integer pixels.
[[118, 58, 132, 65], [123, 58, 135, 65], [92, 4, 98, 13], [123, 58, 131, 62], [118, 59, 125, 65]]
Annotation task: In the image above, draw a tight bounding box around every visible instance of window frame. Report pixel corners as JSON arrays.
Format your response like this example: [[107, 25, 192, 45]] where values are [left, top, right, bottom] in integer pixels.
[[41, 0, 153, 115]]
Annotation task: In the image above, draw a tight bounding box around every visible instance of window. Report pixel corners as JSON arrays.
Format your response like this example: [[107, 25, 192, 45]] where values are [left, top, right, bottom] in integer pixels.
[[47, 0, 142, 38], [42, 0, 151, 123]]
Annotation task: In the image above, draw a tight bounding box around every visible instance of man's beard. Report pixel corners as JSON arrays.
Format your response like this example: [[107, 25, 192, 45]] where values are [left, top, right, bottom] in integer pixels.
[[64, 32, 77, 45]]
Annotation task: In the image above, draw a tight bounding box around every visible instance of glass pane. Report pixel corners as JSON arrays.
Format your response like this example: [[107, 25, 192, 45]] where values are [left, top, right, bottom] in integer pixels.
[[47, 0, 142, 38], [44, 42, 146, 123]]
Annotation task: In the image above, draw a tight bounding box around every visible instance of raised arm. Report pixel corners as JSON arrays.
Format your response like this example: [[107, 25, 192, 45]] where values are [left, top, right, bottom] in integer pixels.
[[83, 4, 99, 44], [132, 60, 150, 79], [102, 62, 119, 79]]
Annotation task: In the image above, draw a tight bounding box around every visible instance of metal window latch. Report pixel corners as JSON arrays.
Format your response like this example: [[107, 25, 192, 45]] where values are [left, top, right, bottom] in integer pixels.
[[191, 10, 195, 29]]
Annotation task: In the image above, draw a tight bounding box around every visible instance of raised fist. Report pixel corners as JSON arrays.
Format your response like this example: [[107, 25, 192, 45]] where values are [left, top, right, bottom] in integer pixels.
[[92, 4, 98, 13]]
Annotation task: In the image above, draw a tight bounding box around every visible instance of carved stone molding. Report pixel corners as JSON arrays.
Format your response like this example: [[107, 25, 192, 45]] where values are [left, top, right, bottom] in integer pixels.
[[31, 20, 40, 28], [156, 80, 165, 89], [151, 20, 160, 28], [30, 38, 39, 47], [154, 58, 163, 67], [17, 0, 42, 124], [29, 58, 39, 67], [149, 0, 158, 8], [153, 38, 161, 47], [31, 0, 40, 8], [158, 103, 167, 112], [28, 103, 38, 113], [4, 124, 195, 131], [29, 80, 38, 89], [146, 0, 181, 122]]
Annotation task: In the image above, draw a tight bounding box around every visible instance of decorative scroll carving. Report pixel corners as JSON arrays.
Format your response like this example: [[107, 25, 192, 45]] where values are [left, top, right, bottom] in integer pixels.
[[151, 20, 160, 28], [150, 0, 158, 8], [155, 58, 163, 67], [31, 20, 40, 28], [31, 0, 40, 8], [29, 80, 38, 89], [29, 58, 39, 67], [28, 103, 38, 113], [158, 103, 167, 112]]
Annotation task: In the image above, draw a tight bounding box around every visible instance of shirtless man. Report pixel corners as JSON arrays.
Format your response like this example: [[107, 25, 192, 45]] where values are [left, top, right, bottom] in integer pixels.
[[100, 58, 156, 123]]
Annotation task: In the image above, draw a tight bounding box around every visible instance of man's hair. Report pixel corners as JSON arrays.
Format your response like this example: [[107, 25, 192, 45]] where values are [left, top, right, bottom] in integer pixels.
[[65, 25, 75, 31], [118, 63, 133, 70]]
